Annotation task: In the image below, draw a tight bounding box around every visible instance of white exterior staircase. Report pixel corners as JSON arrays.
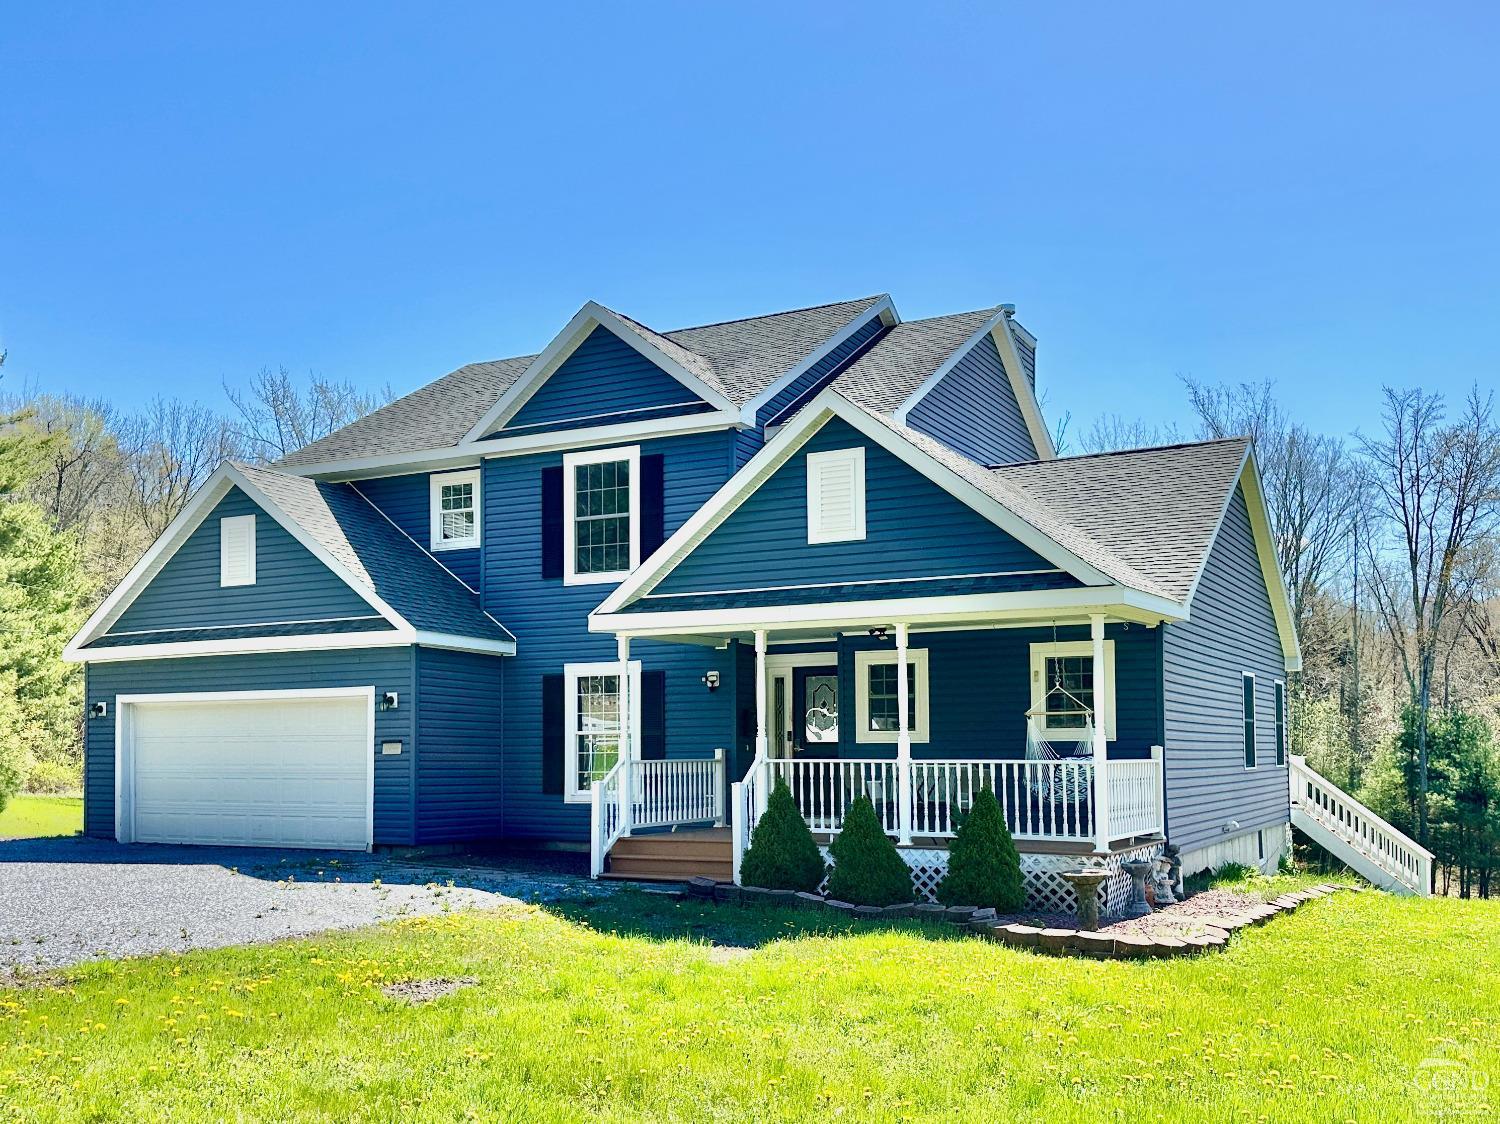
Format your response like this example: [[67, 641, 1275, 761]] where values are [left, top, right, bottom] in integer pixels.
[[1289, 755, 1433, 896]]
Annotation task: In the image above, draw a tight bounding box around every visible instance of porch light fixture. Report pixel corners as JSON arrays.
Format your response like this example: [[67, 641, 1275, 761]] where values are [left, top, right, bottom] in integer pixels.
[[89, 701, 107, 719], [381, 691, 399, 711], [701, 670, 720, 692], [868, 626, 888, 641]]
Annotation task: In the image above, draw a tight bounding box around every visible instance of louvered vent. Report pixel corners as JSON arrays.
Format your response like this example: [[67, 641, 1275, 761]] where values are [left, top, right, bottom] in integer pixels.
[[220, 514, 257, 587], [806, 448, 866, 544]]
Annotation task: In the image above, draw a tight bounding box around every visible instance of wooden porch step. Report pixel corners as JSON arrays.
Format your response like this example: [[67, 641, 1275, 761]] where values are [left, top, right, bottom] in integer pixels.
[[606, 828, 733, 882]]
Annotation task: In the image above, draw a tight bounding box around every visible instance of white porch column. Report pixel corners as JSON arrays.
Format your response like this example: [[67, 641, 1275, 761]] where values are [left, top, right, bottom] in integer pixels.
[[753, 629, 769, 818], [617, 634, 633, 837], [895, 622, 913, 846], [1091, 614, 1110, 852]]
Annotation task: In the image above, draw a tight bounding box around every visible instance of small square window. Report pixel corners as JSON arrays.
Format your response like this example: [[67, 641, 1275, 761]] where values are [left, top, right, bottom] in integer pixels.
[[430, 470, 480, 550], [854, 649, 928, 743]]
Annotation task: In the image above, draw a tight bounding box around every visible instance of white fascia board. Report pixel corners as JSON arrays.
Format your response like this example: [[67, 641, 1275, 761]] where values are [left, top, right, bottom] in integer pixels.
[[1180, 448, 1303, 672], [67, 628, 516, 664], [591, 585, 1183, 638], [894, 310, 1054, 461], [461, 301, 737, 443], [741, 295, 899, 420], [595, 390, 1122, 618]]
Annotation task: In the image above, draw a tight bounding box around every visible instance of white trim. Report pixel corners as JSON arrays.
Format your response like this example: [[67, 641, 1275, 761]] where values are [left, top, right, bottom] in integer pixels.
[[562, 444, 641, 586], [114, 686, 376, 852], [219, 515, 256, 587], [68, 628, 517, 663], [892, 309, 1055, 460], [638, 568, 1064, 600], [463, 301, 738, 442], [429, 469, 481, 552], [96, 615, 387, 638], [1028, 639, 1117, 741], [563, 660, 642, 804], [854, 647, 930, 744], [743, 295, 899, 417], [1243, 671, 1258, 769], [805, 446, 866, 544], [594, 392, 1126, 621], [347, 482, 482, 597]]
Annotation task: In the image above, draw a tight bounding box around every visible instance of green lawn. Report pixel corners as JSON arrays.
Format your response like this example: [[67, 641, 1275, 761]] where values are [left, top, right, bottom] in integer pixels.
[[0, 878, 1495, 1122], [0, 794, 82, 839]]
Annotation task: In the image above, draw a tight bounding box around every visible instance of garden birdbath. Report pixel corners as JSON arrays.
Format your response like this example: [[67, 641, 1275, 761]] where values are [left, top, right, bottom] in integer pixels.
[[1120, 860, 1155, 918], [1061, 868, 1109, 932]]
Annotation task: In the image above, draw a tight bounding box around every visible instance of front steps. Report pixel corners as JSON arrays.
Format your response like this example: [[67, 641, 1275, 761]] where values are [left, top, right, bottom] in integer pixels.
[[602, 828, 733, 883]]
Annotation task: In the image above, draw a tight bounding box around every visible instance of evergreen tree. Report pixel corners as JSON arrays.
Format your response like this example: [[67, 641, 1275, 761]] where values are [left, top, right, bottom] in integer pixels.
[[935, 785, 1026, 909], [826, 795, 913, 906], [739, 775, 826, 892]]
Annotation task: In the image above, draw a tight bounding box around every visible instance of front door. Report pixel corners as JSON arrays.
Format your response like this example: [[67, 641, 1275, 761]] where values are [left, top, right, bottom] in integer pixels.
[[792, 666, 839, 757]]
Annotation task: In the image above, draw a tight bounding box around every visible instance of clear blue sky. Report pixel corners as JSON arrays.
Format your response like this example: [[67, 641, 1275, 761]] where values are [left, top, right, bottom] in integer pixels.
[[3, 3, 1496, 441]]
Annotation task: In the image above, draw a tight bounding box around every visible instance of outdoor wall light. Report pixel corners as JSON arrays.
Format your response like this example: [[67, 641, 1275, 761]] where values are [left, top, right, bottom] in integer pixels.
[[701, 670, 720, 692], [868, 626, 888, 641], [381, 691, 399, 711], [89, 701, 107, 719]]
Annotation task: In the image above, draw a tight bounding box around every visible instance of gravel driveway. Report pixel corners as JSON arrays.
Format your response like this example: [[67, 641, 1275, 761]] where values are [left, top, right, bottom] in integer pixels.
[[0, 837, 604, 972]]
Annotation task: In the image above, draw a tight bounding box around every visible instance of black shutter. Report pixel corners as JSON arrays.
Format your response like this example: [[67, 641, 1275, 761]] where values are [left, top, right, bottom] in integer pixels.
[[640, 453, 666, 558], [640, 669, 667, 760], [541, 466, 564, 580], [541, 674, 565, 795]]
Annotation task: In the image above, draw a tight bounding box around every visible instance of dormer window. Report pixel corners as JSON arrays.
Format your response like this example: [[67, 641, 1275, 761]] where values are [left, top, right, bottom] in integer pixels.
[[430, 470, 481, 551], [219, 515, 256, 587], [806, 447, 865, 544]]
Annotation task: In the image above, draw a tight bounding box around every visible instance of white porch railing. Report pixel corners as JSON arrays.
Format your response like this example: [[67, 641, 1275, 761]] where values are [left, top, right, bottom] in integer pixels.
[[590, 750, 729, 878], [1289, 755, 1432, 896], [1107, 748, 1165, 838], [767, 757, 901, 835]]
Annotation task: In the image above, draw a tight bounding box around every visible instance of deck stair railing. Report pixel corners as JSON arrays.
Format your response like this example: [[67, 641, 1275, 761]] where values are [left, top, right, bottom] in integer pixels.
[[591, 750, 728, 878], [1289, 755, 1432, 896]]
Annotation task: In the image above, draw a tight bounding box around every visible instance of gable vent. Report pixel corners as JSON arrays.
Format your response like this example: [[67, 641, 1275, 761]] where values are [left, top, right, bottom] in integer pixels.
[[806, 447, 866, 544], [220, 514, 257, 587]]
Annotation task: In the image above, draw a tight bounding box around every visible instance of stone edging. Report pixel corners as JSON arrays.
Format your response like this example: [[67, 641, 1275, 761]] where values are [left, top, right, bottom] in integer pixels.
[[685, 878, 1356, 960]]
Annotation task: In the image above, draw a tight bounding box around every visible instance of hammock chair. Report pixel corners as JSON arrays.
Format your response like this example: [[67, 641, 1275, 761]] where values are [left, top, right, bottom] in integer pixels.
[[1023, 667, 1094, 805]]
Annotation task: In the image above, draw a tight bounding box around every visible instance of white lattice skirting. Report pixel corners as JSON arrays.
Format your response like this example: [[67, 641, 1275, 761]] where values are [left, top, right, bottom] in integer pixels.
[[817, 842, 1165, 917]]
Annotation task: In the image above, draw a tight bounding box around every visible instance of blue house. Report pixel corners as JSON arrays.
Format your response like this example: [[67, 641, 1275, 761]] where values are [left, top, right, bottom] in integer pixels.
[[72, 293, 1391, 907]]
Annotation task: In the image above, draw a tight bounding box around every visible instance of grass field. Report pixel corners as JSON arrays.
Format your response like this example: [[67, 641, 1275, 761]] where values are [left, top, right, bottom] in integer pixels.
[[0, 795, 82, 839], [0, 873, 1494, 1121]]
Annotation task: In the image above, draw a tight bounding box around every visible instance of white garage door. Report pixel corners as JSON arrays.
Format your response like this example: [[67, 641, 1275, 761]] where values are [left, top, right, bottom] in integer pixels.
[[123, 691, 371, 850]]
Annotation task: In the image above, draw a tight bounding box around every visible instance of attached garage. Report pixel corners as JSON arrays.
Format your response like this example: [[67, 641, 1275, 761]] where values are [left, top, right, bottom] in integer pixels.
[[116, 688, 374, 851]]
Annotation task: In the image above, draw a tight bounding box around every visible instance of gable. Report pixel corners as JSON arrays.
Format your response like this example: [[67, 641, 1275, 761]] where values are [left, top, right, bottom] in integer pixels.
[[492, 325, 712, 436], [106, 487, 382, 638], [906, 333, 1038, 465], [650, 416, 1077, 598], [756, 314, 887, 426]]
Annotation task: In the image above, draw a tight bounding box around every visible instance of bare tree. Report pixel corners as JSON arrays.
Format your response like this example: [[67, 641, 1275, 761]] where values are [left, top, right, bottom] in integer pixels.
[[226, 366, 391, 463], [123, 397, 241, 537], [1360, 386, 1500, 845], [1073, 414, 1185, 455]]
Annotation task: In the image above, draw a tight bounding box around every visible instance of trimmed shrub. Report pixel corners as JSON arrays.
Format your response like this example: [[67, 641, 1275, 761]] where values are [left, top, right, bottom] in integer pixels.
[[739, 775, 826, 892], [826, 795, 913, 906], [936, 785, 1025, 909]]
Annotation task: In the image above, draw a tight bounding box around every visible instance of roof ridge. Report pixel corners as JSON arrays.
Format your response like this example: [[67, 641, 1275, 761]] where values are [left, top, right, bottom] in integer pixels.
[[890, 305, 1004, 329], [662, 294, 886, 335], [987, 435, 1249, 470]]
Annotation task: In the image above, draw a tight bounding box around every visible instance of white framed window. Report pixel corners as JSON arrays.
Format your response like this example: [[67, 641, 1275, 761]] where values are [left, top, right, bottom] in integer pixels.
[[219, 515, 256, 587], [563, 445, 640, 585], [1243, 673, 1257, 768], [806, 447, 865, 544], [430, 470, 481, 551], [1029, 640, 1116, 740], [854, 648, 929, 744], [564, 660, 641, 803]]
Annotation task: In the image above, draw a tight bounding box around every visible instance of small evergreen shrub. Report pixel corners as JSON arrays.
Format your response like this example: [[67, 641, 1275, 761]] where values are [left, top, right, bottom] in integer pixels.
[[826, 795, 913, 906], [739, 775, 825, 892], [935, 785, 1025, 909]]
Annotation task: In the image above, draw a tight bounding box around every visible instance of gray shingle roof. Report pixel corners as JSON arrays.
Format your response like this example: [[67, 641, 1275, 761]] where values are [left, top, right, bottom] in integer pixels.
[[989, 437, 1252, 602], [278, 296, 888, 468], [829, 308, 1000, 414], [235, 463, 515, 644]]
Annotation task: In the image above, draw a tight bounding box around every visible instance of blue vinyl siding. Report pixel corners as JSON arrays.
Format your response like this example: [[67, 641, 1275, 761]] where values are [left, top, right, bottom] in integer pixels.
[[497, 325, 708, 435], [414, 646, 505, 842], [653, 416, 1068, 595], [483, 429, 740, 842], [757, 315, 887, 426], [907, 334, 1038, 466], [109, 488, 376, 637], [1161, 485, 1289, 852], [83, 648, 416, 845], [353, 473, 481, 589]]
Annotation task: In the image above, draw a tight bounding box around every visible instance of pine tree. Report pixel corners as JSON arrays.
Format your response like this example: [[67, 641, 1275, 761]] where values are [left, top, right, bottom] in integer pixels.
[[936, 785, 1025, 909], [739, 775, 826, 891], [826, 795, 913, 906]]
